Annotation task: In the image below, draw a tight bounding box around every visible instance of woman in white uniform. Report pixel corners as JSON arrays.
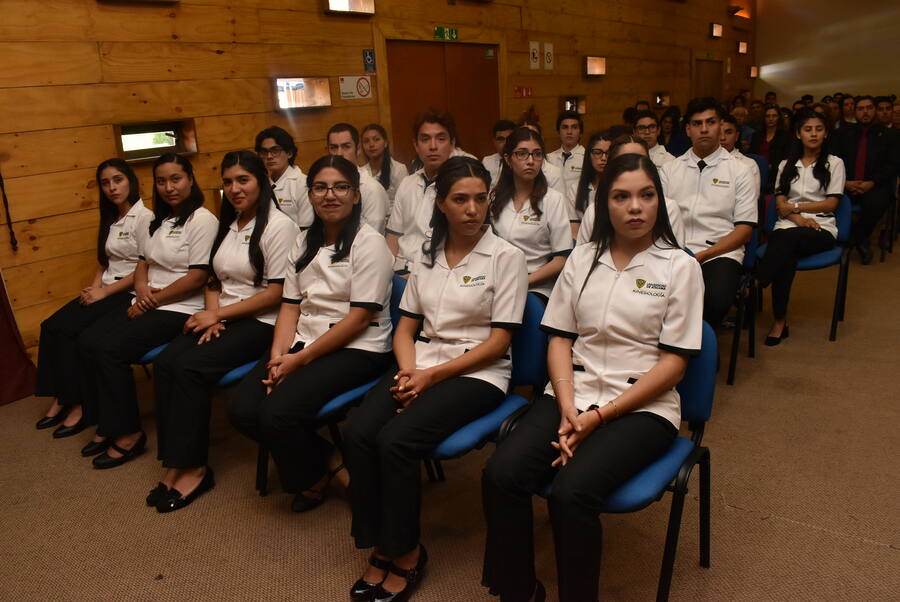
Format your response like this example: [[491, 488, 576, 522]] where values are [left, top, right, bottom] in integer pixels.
[[756, 108, 845, 345], [228, 155, 394, 513], [360, 123, 409, 208], [345, 157, 528, 602], [255, 126, 312, 229], [569, 132, 613, 236], [482, 154, 704, 602], [491, 127, 572, 303], [80, 153, 218, 469], [34, 159, 152, 453], [145, 151, 297, 512]]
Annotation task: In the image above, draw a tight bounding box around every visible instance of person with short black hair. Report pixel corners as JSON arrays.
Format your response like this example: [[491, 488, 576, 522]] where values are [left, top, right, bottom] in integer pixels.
[[547, 111, 585, 196], [482, 119, 517, 185], [801, 94, 814, 107], [622, 106, 638, 127], [255, 126, 310, 228], [326, 123, 390, 233], [765, 91, 777, 106], [720, 114, 762, 201], [360, 123, 409, 206], [635, 99, 651, 112], [874, 96, 894, 128], [792, 100, 805, 113], [633, 110, 675, 168]]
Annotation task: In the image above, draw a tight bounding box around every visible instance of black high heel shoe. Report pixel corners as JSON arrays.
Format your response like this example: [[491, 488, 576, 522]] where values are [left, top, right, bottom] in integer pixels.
[[92, 432, 146, 469], [36, 406, 70, 430], [372, 545, 428, 602], [764, 324, 790, 346], [53, 418, 89, 439], [156, 467, 215, 513], [291, 464, 345, 513], [350, 554, 392, 602]]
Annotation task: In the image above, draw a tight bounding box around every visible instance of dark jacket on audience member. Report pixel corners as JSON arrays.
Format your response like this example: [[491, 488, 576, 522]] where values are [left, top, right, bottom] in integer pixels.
[[749, 129, 791, 193], [834, 123, 899, 188]]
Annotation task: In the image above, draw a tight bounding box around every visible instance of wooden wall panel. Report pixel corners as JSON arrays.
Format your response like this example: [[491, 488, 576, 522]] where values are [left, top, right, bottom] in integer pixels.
[[0, 126, 117, 178], [5, 249, 96, 309], [2, 168, 98, 225], [0, 43, 102, 88], [0, 211, 98, 268]]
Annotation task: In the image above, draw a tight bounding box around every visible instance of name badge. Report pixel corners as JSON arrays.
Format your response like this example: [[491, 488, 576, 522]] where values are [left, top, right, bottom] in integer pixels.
[[277, 198, 294, 207], [632, 278, 667, 297], [521, 214, 541, 225], [460, 274, 486, 287], [711, 178, 731, 188]]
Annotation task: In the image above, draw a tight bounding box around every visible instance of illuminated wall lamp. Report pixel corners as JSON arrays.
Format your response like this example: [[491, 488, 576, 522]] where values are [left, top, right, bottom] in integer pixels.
[[737, 41, 748, 55], [749, 65, 759, 79], [585, 56, 606, 77], [710, 23, 723, 38]]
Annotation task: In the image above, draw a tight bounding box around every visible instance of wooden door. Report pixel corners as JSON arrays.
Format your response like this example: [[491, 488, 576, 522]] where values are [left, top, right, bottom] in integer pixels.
[[386, 40, 500, 166], [694, 59, 724, 102]]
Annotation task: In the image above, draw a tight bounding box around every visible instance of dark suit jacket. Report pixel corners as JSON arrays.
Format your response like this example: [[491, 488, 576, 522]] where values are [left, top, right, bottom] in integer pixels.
[[749, 129, 792, 193], [833, 123, 898, 188]]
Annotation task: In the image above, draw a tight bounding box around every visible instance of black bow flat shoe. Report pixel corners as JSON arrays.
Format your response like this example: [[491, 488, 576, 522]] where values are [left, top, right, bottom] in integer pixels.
[[156, 467, 215, 513]]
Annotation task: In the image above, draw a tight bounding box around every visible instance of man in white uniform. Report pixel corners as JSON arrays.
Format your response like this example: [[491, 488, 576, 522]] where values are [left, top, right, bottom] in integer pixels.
[[326, 123, 390, 233], [546, 111, 585, 194], [255, 126, 312, 228], [634, 110, 676, 168], [720, 114, 762, 202], [482, 119, 516, 186]]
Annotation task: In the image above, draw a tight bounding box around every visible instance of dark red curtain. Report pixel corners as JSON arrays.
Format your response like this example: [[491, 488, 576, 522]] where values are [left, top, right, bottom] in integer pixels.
[[0, 273, 36, 405]]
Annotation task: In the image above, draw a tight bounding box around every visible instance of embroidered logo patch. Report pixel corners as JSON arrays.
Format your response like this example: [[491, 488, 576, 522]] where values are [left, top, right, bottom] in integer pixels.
[[461, 274, 486, 287], [636, 278, 646, 289]]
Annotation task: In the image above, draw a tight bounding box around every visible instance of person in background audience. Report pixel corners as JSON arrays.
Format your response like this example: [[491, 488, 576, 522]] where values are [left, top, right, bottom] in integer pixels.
[[801, 94, 814, 108], [80, 154, 218, 470], [660, 97, 756, 330], [546, 111, 585, 196], [483, 119, 517, 185], [791, 100, 805, 114], [765, 91, 777, 106], [833, 93, 845, 110], [147, 151, 296, 513], [730, 106, 755, 152], [518, 120, 566, 196], [635, 100, 651, 112], [721, 114, 762, 203], [731, 94, 746, 109], [892, 103, 900, 129], [826, 99, 842, 128], [750, 105, 790, 191], [757, 108, 845, 345], [749, 99, 766, 131], [228, 155, 393, 515], [569, 131, 613, 236], [256, 126, 310, 229], [659, 109, 677, 149], [622, 106, 638, 128], [874, 97, 894, 128], [633, 110, 675, 169], [345, 157, 527, 602], [838, 96, 857, 128], [482, 153, 703, 602], [34, 159, 153, 454], [326, 123, 390, 233], [662, 106, 691, 156], [361, 124, 409, 208]]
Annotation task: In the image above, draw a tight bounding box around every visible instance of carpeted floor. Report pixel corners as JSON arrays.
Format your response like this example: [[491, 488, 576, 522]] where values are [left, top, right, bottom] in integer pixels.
[[1, 253, 898, 602]]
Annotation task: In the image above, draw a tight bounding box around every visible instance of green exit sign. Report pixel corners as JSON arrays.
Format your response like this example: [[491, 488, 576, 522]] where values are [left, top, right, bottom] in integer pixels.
[[434, 26, 459, 41]]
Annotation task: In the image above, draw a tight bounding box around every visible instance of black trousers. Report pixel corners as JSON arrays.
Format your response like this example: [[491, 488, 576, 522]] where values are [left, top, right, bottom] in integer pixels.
[[153, 319, 273, 469], [79, 308, 188, 438], [345, 373, 505, 558], [851, 185, 892, 243], [35, 292, 133, 421], [482, 394, 677, 602], [757, 228, 835, 319], [228, 345, 391, 493], [700, 256, 742, 330]]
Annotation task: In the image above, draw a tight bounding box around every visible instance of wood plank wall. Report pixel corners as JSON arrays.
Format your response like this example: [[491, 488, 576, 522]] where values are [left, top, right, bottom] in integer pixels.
[[0, 0, 755, 358]]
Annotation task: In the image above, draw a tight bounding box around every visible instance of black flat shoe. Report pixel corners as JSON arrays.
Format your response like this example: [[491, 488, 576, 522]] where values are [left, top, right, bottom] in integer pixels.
[[52, 419, 89, 439], [156, 467, 215, 513], [92, 432, 146, 469], [146, 483, 170, 507], [292, 464, 345, 513], [764, 325, 789, 347], [36, 406, 69, 430], [372, 545, 428, 602], [351, 554, 392, 601], [81, 439, 110, 457]]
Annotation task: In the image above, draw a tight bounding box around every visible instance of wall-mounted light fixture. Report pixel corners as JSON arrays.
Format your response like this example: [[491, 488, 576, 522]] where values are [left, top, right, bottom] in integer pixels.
[[710, 23, 723, 38], [749, 65, 759, 79], [737, 41, 748, 55], [585, 56, 606, 77], [324, 0, 374, 15]]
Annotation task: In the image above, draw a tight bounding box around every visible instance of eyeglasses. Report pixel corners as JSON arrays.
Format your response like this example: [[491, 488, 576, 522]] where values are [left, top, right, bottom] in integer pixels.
[[590, 149, 610, 158], [257, 146, 286, 157], [635, 124, 659, 133], [309, 183, 354, 198], [510, 149, 544, 161]]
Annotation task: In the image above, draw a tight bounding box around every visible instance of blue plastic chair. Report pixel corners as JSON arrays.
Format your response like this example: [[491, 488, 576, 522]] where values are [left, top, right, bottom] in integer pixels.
[[726, 228, 758, 385], [423, 292, 549, 482], [756, 195, 851, 341], [254, 274, 407, 496]]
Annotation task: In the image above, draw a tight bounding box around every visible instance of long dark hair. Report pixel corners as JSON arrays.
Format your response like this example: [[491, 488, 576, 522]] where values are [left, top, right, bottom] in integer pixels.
[[423, 157, 491, 268], [490, 126, 548, 221], [575, 131, 612, 215], [149, 153, 205, 236], [95, 158, 141, 268], [580, 155, 679, 295], [294, 155, 362, 272], [361, 123, 393, 191], [208, 151, 278, 289], [608, 134, 649, 160], [777, 108, 832, 195]]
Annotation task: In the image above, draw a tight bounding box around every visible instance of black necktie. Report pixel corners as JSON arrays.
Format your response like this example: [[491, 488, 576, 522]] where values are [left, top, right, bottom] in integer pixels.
[[697, 160, 707, 172], [421, 174, 433, 188], [562, 151, 572, 164]]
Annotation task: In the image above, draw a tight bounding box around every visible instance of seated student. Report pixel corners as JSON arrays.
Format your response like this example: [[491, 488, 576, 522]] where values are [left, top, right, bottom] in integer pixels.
[[34, 159, 153, 453], [633, 110, 675, 168], [326, 123, 390, 233], [658, 107, 680, 151], [757, 108, 845, 346], [730, 106, 755, 152], [255, 126, 311, 228], [344, 157, 527, 602], [578, 135, 685, 247], [491, 126, 572, 302], [568, 132, 613, 236], [228, 155, 393, 513], [482, 153, 704, 602], [387, 109, 457, 273], [720, 114, 762, 202], [518, 120, 566, 196], [750, 105, 791, 193], [80, 154, 218, 469], [621, 106, 638, 128], [482, 119, 517, 185], [546, 111, 585, 194], [360, 124, 409, 208], [145, 151, 297, 512], [660, 97, 756, 330]]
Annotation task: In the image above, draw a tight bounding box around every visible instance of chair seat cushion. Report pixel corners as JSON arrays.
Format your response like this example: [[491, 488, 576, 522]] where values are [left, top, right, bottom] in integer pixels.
[[432, 394, 529, 460], [316, 378, 380, 420], [217, 361, 256, 387], [138, 344, 167, 364], [601, 437, 695, 513]]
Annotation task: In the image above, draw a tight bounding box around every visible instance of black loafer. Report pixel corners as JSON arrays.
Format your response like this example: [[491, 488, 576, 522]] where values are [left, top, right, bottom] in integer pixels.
[[146, 483, 170, 507], [156, 467, 215, 513], [351, 554, 392, 602], [81, 439, 111, 457], [53, 419, 89, 439], [92, 432, 146, 469], [372, 545, 428, 602], [36, 407, 69, 430]]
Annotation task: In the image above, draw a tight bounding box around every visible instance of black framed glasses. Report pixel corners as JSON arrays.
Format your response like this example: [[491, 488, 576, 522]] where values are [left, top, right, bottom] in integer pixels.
[[257, 146, 286, 157], [510, 149, 544, 161], [590, 149, 610, 158], [309, 183, 355, 198]]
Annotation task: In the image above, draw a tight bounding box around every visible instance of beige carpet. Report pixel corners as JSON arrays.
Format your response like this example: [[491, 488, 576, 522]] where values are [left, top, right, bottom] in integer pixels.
[[1, 253, 898, 602]]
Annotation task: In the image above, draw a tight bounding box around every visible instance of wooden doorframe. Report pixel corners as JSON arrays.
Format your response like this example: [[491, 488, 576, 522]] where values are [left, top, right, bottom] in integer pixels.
[[690, 50, 724, 100], [372, 21, 507, 146]]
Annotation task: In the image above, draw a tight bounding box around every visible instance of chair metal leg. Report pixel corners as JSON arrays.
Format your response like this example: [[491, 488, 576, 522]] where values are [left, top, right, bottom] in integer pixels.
[[434, 459, 446, 482], [747, 285, 756, 359], [830, 252, 850, 341], [327, 422, 343, 450], [726, 298, 742, 386], [656, 487, 687, 602], [838, 252, 849, 322], [142, 365, 152, 379], [699, 448, 711, 568], [256, 444, 269, 497], [423, 459, 437, 483]]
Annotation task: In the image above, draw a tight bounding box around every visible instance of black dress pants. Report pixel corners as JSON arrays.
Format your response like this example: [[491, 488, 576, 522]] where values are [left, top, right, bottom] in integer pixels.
[[79, 308, 187, 439], [700, 256, 742, 330], [228, 345, 391, 493], [345, 374, 504, 558], [35, 292, 133, 422], [153, 318, 273, 469], [757, 227, 835, 319], [482, 394, 677, 602], [851, 185, 892, 243]]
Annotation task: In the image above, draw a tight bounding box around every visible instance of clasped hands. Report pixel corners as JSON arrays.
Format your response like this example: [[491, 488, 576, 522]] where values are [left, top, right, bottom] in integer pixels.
[[551, 402, 602, 467], [128, 284, 163, 318], [391, 368, 435, 412]]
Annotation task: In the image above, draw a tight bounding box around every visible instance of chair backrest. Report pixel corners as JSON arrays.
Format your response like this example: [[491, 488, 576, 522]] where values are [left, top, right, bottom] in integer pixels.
[[389, 274, 406, 329], [509, 293, 549, 388], [765, 195, 777, 232], [745, 152, 768, 197], [742, 227, 759, 269], [834, 195, 851, 243], [675, 321, 717, 423]]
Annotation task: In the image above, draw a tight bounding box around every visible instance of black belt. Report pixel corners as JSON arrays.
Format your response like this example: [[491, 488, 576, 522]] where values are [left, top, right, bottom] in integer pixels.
[[417, 335, 510, 360]]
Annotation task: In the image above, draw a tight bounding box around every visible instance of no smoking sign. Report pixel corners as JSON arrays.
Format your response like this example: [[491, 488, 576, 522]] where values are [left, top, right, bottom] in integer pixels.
[[339, 75, 373, 100]]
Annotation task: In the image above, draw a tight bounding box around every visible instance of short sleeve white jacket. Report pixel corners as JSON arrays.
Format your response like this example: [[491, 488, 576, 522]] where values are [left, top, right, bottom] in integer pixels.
[[649, 143, 676, 169], [358, 170, 390, 234], [731, 149, 761, 202], [211, 205, 298, 325], [547, 144, 585, 192], [660, 146, 757, 264], [773, 154, 846, 238], [102, 200, 154, 286], [576, 193, 686, 248], [137, 207, 219, 315], [482, 153, 502, 189], [386, 170, 436, 272], [360, 158, 409, 208], [272, 165, 313, 228], [491, 188, 573, 298], [399, 227, 528, 392], [541, 241, 704, 428], [542, 161, 566, 196], [282, 223, 394, 353]]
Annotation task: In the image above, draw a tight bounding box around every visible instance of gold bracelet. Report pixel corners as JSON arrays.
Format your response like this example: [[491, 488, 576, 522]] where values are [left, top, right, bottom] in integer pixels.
[[553, 378, 573, 387]]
